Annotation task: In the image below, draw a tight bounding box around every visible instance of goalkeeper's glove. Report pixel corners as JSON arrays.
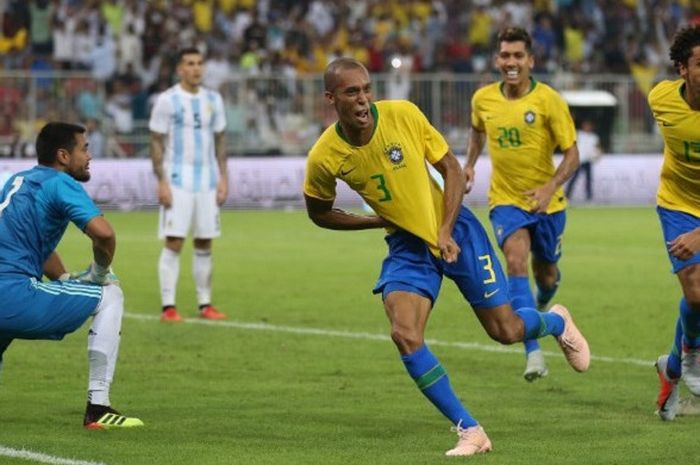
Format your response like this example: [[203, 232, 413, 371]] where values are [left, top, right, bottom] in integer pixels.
[[61, 262, 120, 286]]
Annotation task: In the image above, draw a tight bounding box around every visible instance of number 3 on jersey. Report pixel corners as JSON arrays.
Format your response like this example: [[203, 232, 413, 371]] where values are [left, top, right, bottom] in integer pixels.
[[370, 173, 392, 202]]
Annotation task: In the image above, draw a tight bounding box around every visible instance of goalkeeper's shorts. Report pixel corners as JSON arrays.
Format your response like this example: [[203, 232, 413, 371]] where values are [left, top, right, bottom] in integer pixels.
[[0, 277, 102, 340]]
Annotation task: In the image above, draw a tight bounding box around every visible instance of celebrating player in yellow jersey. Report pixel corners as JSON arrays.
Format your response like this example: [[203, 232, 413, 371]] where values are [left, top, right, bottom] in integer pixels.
[[463, 27, 580, 382], [648, 25, 700, 421], [304, 57, 589, 456]]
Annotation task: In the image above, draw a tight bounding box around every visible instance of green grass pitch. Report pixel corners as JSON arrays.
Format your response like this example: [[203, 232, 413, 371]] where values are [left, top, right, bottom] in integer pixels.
[[0, 206, 697, 464]]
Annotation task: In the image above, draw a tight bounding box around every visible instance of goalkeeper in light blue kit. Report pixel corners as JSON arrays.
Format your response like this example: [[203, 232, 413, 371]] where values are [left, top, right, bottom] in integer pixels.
[[0, 122, 143, 429]]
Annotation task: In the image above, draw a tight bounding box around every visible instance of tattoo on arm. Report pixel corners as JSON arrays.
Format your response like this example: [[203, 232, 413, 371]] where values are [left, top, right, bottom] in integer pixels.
[[150, 132, 165, 181]]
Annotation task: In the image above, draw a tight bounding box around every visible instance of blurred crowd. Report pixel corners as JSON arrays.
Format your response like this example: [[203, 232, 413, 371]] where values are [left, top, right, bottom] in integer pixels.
[[2, 0, 700, 78], [1, 0, 699, 157]]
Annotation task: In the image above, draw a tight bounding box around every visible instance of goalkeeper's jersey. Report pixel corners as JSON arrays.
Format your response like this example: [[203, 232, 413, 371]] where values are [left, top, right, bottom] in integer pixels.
[[0, 166, 100, 279], [648, 79, 700, 218]]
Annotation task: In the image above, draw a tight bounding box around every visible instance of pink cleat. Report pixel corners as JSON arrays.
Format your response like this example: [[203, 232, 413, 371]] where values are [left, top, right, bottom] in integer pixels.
[[549, 304, 590, 372], [445, 423, 492, 457]]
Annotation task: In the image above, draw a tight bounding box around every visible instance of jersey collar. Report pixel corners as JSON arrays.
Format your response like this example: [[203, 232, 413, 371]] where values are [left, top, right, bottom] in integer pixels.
[[499, 77, 537, 98], [335, 102, 379, 146]]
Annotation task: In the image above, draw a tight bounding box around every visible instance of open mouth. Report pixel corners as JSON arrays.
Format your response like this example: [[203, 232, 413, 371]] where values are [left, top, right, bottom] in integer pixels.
[[355, 108, 369, 124], [505, 69, 519, 79]]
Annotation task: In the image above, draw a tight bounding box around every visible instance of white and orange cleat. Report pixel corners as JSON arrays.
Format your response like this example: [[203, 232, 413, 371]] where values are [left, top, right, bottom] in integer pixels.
[[549, 304, 590, 372], [445, 423, 492, 457], [655, 355, 680, 421]]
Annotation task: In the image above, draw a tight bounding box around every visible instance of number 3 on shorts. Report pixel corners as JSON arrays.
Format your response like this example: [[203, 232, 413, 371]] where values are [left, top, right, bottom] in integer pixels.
[[478, 254, 497, 284]]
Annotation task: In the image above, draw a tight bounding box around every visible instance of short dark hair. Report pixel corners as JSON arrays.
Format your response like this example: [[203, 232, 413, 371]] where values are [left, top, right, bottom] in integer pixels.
[[497, 27, 532, 53], [177, 47, 203, 63], [324, 57, 367, 92], [36, 122, 85, 165], [669, 25, 700, 71]]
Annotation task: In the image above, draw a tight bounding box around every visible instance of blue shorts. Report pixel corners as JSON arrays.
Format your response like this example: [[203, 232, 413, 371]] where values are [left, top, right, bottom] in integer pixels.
[[0, 277, 102, 340], [373, 206, 509, 309], [489, 206, 566, 263], [657, 206, 700, 273]]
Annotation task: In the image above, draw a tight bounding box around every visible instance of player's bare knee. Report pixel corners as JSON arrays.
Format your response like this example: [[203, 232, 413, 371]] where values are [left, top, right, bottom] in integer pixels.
[[390, 326, 423, 354]]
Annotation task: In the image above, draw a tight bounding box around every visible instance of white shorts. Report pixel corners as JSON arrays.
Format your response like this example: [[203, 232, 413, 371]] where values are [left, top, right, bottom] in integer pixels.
[[158, 187, 221, 239]]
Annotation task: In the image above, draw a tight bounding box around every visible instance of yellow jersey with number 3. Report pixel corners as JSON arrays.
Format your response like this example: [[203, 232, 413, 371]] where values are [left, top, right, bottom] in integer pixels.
[[471, 79, 576, 213], [304, 100, 449, 255], [648, 79, 700, 218]]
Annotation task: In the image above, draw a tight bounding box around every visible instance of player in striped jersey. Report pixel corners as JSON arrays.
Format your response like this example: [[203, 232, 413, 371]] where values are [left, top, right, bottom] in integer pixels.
[[0, 122, 143, 429], [648, 25, 700, 421], [150, 48, 228, 322]]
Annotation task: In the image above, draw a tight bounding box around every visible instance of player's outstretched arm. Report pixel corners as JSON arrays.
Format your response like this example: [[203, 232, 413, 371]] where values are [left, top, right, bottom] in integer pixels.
[[305, 195, 389, 231]]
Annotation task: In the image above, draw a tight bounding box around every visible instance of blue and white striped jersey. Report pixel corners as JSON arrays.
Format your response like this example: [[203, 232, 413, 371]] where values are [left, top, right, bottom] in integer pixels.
[[0, 166, 101, 279], [149, 84, 227, 192]]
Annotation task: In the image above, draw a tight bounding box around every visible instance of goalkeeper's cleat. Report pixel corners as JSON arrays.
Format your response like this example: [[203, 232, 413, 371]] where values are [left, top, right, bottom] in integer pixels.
[[655, 355, 680, 421], [523, 349, 549, 382], [445, 422, 492, 456], [681, 344, 700, 395], [160, 307, 183, 323], [199, 305, 226, 320], [549, 304, 590, 372], [84, 403, 144, 430]]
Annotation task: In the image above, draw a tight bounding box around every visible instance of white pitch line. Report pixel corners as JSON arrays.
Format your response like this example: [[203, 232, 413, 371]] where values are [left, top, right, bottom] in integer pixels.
[[125, 312, 653, 367], [0, 446, 108, 465]]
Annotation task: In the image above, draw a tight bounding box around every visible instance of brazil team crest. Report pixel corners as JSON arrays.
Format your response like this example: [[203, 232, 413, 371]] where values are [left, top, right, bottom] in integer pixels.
[[385, 143, 404, 165], [524, 110, 536, 125]]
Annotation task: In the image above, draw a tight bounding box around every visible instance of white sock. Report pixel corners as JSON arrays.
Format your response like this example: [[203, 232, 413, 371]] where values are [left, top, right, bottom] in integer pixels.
[[159, 247, 180, 307], [87, 284, 123, 406], [193, 248, 212, 306]]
